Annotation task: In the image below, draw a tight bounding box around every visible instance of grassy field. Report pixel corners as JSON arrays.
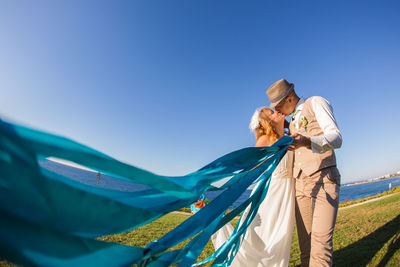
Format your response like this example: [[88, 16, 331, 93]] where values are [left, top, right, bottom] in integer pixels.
[[102, 192, 400, 266], [290, 192, 400, 266], [1, 193, 399, 266]]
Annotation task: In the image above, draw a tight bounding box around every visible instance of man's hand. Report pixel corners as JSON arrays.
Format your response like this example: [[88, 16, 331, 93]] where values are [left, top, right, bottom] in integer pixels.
[[288, 133, 311, 150]]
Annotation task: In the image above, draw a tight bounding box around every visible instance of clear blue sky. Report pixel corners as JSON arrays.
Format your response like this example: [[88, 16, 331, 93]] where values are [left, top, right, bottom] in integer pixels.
[[1, 1, 399, 183]]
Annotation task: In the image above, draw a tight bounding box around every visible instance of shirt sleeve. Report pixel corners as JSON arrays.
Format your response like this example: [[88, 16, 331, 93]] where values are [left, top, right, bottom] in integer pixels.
[[310, 96, 342, 153]]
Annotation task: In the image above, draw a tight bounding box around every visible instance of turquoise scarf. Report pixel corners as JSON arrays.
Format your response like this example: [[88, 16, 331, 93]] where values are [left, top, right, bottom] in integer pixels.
[[0, 119, 292, 266]]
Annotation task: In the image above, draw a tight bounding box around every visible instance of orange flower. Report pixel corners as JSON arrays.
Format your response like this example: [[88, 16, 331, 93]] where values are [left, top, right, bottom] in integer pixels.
[[194, 200, 205, 208]]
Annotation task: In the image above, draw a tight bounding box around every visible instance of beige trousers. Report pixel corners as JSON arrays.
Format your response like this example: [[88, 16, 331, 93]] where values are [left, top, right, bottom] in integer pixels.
[[295, 167, 340, 267]]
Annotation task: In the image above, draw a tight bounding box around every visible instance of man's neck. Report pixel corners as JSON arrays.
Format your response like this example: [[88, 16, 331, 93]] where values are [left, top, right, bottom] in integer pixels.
[[290, 96, 300, 114]]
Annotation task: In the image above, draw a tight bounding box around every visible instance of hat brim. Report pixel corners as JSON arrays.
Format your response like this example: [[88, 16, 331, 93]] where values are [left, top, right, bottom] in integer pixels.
[[269, 84, 294, 108]]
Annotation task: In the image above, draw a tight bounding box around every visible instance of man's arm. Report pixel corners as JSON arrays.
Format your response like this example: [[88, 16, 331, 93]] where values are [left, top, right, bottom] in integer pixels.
[[310, 96, 342, 153]]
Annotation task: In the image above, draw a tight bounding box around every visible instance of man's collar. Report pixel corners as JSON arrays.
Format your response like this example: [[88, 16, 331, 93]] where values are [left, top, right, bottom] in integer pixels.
[[289, 97, 305, 118]]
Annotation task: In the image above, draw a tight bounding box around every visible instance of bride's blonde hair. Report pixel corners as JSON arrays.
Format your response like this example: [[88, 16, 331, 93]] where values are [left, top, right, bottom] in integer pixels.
[[255, 107, 279, 143]]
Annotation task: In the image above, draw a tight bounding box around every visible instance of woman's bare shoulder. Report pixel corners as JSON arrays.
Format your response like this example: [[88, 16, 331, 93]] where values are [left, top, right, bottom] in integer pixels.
[[255, 135, 272, 147]]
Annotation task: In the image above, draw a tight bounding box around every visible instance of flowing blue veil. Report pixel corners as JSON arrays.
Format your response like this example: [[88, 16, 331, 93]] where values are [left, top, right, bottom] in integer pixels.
[[0, 119, 292, 266]]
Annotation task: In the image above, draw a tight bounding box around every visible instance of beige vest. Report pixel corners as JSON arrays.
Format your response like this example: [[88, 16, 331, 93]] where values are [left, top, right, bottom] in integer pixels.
[[289, 97, 337, 178]]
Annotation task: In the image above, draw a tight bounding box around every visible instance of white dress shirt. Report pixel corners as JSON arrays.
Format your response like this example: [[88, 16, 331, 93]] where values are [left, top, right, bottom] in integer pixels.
[[290, 97, 342, 153]]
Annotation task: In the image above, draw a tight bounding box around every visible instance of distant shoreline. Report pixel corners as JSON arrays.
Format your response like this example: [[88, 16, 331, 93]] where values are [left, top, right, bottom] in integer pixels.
[[46, 157, 97, 173], [343, 175, 400, 187]]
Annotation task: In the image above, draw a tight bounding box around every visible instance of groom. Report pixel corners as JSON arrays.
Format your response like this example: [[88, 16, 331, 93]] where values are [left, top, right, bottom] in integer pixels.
[[266, 79, 342, 267]]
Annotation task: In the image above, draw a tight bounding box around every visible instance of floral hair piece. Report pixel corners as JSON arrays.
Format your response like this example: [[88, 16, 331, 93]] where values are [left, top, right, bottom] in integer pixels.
[[249, 107, 264, 134]]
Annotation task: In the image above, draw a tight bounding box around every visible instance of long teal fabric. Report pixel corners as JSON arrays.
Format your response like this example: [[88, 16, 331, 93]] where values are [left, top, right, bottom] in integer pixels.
[[0, 119, 292, 266]]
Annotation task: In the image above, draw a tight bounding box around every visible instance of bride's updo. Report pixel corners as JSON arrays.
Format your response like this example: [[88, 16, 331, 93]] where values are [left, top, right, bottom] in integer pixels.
[[249, 107, 279, 143]]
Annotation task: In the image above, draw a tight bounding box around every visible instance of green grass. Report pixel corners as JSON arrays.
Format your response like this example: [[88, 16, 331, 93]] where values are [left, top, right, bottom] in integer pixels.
[[1, 193, 399, 266], [96, 192, 400, 266], [103, 193, 400, 266], [99, 214, 216, 265], [331, 193, 400, 267]]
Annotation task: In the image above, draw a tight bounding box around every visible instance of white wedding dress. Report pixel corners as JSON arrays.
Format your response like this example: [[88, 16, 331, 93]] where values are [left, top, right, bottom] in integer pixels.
[[211, 151, 295, 267]]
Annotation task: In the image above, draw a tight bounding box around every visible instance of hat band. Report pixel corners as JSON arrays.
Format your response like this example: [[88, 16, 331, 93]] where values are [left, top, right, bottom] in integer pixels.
[[269, 87, 293, 103]]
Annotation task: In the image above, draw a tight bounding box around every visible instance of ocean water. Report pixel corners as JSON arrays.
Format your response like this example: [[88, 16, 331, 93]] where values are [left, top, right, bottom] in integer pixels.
[[39, 160, 400, 209], [340, 177, 400, 202]]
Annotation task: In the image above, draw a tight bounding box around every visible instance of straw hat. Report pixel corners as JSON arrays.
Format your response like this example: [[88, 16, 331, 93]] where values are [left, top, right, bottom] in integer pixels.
[[266, 79, 294, 108]]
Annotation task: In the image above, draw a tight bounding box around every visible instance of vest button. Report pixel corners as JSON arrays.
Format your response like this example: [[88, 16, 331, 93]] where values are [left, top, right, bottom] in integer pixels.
[[298, 163, 302, 166], [298, 152, 301, 155]]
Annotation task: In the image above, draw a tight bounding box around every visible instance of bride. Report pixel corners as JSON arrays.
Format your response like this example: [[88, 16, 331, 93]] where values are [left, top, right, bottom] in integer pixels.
[[212, 107, 295, 267]]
